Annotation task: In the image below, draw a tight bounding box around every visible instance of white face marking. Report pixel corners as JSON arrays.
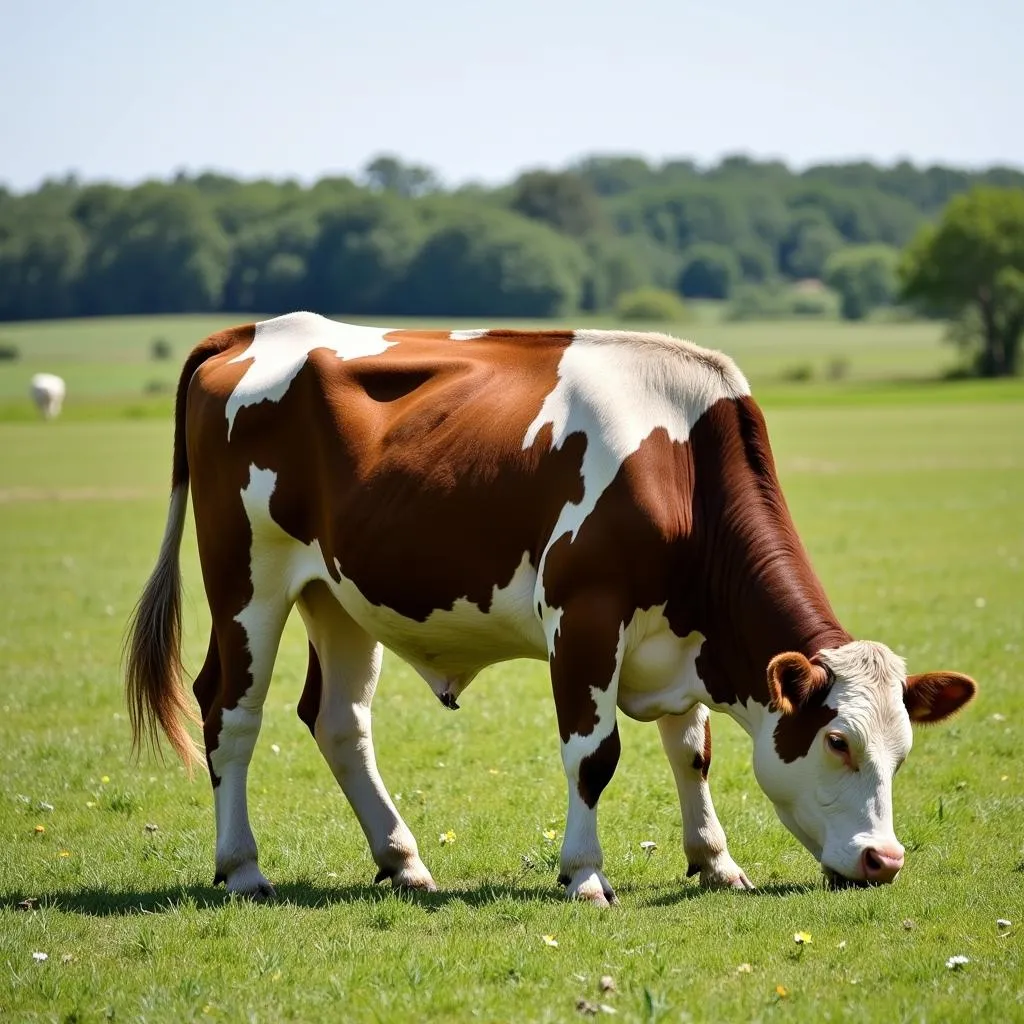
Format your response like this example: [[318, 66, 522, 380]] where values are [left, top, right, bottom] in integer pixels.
[[224, 313, 396, 438], [752, 641, 914, 880], [449, 329, 488, 341]]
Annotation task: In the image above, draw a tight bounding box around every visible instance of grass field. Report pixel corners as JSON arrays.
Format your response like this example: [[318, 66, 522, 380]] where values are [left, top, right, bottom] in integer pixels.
[[1, 316, 1022, 1022]]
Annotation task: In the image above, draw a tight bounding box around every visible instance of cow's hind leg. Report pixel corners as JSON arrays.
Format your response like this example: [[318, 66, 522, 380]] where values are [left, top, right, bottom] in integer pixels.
[[657, 706, 753, 890], [297, 581, 434, 891], [191, 589, 289, 898]]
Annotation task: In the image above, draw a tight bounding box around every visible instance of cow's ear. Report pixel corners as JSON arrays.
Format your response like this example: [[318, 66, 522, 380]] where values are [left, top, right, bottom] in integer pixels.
[[767, 652, 829, 715], [904, 672, 977, 724]]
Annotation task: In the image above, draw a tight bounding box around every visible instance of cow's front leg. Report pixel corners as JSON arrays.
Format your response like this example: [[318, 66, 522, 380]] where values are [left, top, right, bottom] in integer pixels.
[[547, 599, 624, 907], [657, 705, 753, 890]]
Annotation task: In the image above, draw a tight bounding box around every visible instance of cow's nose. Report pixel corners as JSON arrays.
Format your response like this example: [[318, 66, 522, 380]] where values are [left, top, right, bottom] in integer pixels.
[[861, 845, 904, 883]]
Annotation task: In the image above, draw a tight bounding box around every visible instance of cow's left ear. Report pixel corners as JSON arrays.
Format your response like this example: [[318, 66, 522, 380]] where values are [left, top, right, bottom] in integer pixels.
[[904, 672, 977, 724], [767, 652, 830, 715]]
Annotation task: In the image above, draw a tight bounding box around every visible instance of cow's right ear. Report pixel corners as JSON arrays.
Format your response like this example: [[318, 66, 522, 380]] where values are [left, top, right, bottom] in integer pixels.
[[767, 652, 829, 715]]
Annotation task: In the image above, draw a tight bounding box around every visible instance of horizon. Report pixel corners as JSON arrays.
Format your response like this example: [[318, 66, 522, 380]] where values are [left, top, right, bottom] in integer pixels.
[[6, 148, 1024, 196], [3, 0, 1021, 194]]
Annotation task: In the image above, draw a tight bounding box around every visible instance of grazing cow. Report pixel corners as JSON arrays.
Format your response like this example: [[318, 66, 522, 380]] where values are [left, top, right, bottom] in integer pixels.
[[125, 312, 977, 904], [30, 373, 66, 419]]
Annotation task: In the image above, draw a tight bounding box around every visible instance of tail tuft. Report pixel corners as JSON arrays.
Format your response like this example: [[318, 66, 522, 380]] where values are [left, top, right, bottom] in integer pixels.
[[123, 486, 203, 770]]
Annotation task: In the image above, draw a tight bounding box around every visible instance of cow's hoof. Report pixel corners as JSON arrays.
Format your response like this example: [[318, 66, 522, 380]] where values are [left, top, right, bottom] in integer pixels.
[[374, 859, 437, 893], [565, 869, 618, 907], [223, 862, 277, 900], [690, 853, 755, 891]]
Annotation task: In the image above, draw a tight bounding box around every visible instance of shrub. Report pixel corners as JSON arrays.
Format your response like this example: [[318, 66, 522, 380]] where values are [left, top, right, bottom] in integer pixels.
[[781, 363, 814, 383], [150, 337, 173, 361], [615, 287, 688, 322], [824, 244, 900, 321], [0, 343, 20, 361], [726, 284, 791, 321], [825, 356, 850, 381], [677, 243, 740, 299], [790, 286, 840, 318], [726, 282, 840, 321]]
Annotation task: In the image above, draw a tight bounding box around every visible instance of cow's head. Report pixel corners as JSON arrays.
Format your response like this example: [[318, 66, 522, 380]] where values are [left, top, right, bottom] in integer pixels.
[[751, 640, 975, 886]]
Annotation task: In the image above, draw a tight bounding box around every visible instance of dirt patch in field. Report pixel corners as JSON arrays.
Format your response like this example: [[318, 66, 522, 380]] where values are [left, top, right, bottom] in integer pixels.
[[0, 486, 164, 504]]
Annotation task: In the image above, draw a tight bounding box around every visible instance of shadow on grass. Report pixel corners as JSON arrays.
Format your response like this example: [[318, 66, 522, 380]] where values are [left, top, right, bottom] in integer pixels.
[[0, 878, 570, 917], [643, 880, 820, 907], [2, 876, 824, 917]]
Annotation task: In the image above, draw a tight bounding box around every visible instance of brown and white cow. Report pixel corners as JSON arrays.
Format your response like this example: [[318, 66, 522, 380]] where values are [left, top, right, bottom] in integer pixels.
[[125, 312, 976, 904]]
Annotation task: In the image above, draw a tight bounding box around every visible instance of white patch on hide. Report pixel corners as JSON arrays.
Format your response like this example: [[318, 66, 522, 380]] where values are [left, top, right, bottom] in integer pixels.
[[224, 313, 396, 438]]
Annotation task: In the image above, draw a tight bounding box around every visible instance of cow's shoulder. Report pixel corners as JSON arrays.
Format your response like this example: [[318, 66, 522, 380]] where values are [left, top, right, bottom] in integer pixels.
[[526, 330, 749, 457]]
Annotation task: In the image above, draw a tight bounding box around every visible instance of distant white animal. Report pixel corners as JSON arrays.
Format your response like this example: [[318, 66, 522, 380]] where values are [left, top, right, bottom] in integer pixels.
[[30, 373, 66, 419]]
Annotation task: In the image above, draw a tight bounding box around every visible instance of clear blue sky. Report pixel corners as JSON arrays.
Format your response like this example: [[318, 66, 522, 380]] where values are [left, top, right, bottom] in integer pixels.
[[2, 0, 1021, 191]]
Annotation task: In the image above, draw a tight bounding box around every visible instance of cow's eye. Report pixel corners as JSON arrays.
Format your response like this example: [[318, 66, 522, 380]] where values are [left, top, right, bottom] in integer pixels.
[[826, 733, 849, 755]]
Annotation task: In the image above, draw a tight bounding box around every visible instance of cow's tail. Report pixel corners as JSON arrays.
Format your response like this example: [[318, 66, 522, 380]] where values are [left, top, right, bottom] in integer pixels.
[[123, 332, 238, 770]]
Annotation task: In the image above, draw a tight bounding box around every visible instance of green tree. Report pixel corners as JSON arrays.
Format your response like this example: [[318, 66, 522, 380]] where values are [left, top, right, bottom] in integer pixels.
[[581, 235, 680, 311], [509, 171, 606, 238], [734, 242, 775, 283], [80, 184, 229, 314], [824, 245, 899, 320], [779, 211, 844, 279], [304, 194, 424, 314], [613, 184, 746, 251], [222, 211, 318, 312], [678, 242, 740, 299], [398, 209, 586, 317], [0, 219, 86, 320], [900, 187, 1024, 376], [572, 156, 656, 197], [363, 155, 439, 198]]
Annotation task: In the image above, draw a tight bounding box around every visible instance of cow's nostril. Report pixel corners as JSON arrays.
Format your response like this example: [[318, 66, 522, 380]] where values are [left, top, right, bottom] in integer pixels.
[[861, 846, 904, 882]]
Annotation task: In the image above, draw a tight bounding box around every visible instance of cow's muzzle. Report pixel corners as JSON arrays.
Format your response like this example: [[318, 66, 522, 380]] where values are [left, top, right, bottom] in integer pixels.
[[823, 845, 905, 889]]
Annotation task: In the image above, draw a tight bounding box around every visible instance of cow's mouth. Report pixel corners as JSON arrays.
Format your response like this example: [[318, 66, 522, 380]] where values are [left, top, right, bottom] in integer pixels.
[[822, 867, 871, 890]]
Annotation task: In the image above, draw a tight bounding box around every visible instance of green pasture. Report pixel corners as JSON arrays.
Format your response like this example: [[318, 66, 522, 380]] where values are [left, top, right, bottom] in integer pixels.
[[0, 317, 1021, 1022]]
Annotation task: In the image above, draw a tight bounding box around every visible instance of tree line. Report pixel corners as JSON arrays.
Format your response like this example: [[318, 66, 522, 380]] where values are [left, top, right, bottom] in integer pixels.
[[1, 153, 1023, 326]]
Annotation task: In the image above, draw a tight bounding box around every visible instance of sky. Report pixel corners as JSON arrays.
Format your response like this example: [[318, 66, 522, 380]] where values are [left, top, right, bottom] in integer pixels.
[[2, 0, 1021, 192]]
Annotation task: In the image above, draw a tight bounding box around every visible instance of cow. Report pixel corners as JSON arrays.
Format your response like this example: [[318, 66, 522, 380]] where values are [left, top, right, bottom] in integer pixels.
[[30, 373, 66, 420], [124, 312, 977, 905]]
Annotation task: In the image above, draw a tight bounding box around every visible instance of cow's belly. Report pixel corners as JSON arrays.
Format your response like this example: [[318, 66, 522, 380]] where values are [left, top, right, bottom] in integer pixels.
[[617, 606, 707, 721], [240, 466, 546, 702], [318, 550, 548, 699]]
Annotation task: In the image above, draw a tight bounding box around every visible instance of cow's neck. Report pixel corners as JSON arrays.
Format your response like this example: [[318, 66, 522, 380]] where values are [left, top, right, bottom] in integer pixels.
[[686, 396, 852, 735], [695, 547, 850, 734]]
